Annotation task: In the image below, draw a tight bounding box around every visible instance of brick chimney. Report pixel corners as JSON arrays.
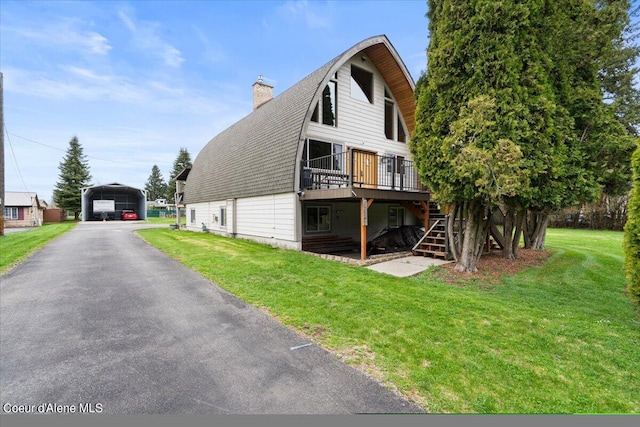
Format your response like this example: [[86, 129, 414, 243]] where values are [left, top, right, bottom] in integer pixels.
[[252, 75, 273, 110]]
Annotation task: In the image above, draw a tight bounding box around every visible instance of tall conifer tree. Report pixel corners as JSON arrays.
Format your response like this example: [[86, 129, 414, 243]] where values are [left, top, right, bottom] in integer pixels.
[[52, 136, 92, 220], [624, 141, 640, 306], [145, 165, 168, 202], [166, 148, 192, 204]]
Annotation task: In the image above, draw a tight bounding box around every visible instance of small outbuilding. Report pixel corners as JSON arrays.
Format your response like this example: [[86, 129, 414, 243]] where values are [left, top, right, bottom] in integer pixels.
[[81, 183, 147, 221], [3, 191, 45, 227]]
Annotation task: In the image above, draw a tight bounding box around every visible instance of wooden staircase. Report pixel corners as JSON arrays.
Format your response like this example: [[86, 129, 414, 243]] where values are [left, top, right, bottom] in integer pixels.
[[410, 205, 511, 260], [411, 203, 453, 260]]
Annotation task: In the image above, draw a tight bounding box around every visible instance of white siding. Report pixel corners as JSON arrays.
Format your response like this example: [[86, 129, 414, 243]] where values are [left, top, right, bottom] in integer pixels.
[[186, 202, 212, 232], [185, 194, 299, 249], [305, 54, 412, 160], [226, 199, 236, 236], [236, 193, 296, 242]]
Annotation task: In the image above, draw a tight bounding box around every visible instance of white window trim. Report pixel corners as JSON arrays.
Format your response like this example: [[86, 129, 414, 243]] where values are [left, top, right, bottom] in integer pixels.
[[220, 206, 227, 228], [311, 73, 339, 127], [384, 86, 408, 142], [388, 206, 405, 228], [4, 207, 19, 220]]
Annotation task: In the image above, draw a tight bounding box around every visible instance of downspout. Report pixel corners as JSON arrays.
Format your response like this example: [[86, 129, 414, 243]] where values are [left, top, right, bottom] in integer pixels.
[[232, 198, 237, 238]]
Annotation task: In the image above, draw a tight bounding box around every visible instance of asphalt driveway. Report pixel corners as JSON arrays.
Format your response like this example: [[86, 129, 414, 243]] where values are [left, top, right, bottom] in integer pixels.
[[0, 222, 422, 414]]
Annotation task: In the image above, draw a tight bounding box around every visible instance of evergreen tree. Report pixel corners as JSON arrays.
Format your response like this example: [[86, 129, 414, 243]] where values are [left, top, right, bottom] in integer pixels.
[[411, 0, 551, 270], [411, 0, 635, 270], [521, 0, 636, 249], [624, 141, 640, 306], [52, 136, 91, 220], [145, 164, 167, 201], [166, 148, 192, 204]]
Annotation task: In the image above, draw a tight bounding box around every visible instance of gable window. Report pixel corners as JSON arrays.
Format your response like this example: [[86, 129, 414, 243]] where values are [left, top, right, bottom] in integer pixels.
[[397, 112, 407, 142], [306, 206, 331, 233], [220, 207, 227, 227], [302, 139, 343, 170], [388, 206, 405, 228], [4, 207, 18, 220], [311, 73, 338, 126], [351, 65, 373, 103], [322, 81, 337, 126], [384, 87, 408, 142], [384, 100, 395, 140]]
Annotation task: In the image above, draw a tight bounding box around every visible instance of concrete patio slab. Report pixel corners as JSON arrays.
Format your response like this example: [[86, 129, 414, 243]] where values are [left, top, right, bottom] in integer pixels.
[[366, 256, 452, 277]]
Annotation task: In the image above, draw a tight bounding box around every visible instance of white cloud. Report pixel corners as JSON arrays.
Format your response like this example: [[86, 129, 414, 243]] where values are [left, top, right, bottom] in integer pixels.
[[64, 66, 113, 83], [192, 26, 227, 65], [263, 0, 333, 32], [8, 18, 112, 56], [162, 45, 184, 68], [3, 63, 239, 118], [4, 67, 147, 104], [117, 9, 185, 68], [282, 0, 331, 29], [117, 10, 137, 32], [83, 31, 112, 55]]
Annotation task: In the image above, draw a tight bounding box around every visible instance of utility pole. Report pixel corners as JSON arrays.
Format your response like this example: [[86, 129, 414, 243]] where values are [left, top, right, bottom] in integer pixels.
[[1, 72, 5, 237]]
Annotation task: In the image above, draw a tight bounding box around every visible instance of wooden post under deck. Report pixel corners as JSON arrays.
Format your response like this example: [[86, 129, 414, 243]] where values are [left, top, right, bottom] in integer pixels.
[[420, 200, 430, 231], [360, 198, 374, 261]]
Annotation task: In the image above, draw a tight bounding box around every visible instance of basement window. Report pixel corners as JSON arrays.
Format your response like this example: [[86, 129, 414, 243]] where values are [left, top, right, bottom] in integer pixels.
[[306, 206, 331, 233], [388, 207, 405, 228]]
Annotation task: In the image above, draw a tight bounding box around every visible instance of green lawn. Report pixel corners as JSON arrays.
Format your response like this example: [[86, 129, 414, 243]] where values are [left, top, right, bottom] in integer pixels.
[[0, 222, 77, 274], [136, 227, 638, 413], [145, 217, 184, 225]]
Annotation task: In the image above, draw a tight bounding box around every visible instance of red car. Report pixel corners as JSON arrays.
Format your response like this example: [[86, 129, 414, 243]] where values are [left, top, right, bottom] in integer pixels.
[[120, 209, 138, 220]]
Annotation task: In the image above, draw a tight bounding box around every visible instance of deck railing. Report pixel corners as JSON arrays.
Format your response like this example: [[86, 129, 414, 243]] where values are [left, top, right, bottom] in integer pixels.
[[300, 149, 425, 192]]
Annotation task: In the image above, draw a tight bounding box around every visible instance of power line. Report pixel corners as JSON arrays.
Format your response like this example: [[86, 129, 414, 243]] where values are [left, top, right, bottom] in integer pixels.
[[5, 127, 30, 193], [8, 132, 139, 166]]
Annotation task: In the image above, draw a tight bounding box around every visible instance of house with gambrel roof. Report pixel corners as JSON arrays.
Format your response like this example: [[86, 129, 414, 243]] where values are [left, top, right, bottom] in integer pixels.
[[182, 35, 439, 260]]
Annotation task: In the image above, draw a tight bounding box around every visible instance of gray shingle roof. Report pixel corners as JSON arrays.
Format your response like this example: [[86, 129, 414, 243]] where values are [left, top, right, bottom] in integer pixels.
[[184, 35, 412, 204]]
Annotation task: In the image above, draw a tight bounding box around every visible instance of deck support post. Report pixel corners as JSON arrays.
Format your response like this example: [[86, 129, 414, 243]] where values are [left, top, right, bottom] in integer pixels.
[[420, 200, 430, 232], [360, 198, 374, 261]]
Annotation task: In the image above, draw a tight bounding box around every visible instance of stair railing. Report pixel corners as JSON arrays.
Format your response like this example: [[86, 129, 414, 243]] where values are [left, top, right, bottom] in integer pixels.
[[412, 218, 444, 252]]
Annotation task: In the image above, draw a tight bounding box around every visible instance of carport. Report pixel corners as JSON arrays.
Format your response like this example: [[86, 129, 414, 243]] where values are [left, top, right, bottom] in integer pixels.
[[81, 183, 147, 221]]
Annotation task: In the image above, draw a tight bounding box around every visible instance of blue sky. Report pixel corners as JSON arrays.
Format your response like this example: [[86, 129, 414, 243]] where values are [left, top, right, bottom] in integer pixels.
[[1, 0, 430, 204]]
